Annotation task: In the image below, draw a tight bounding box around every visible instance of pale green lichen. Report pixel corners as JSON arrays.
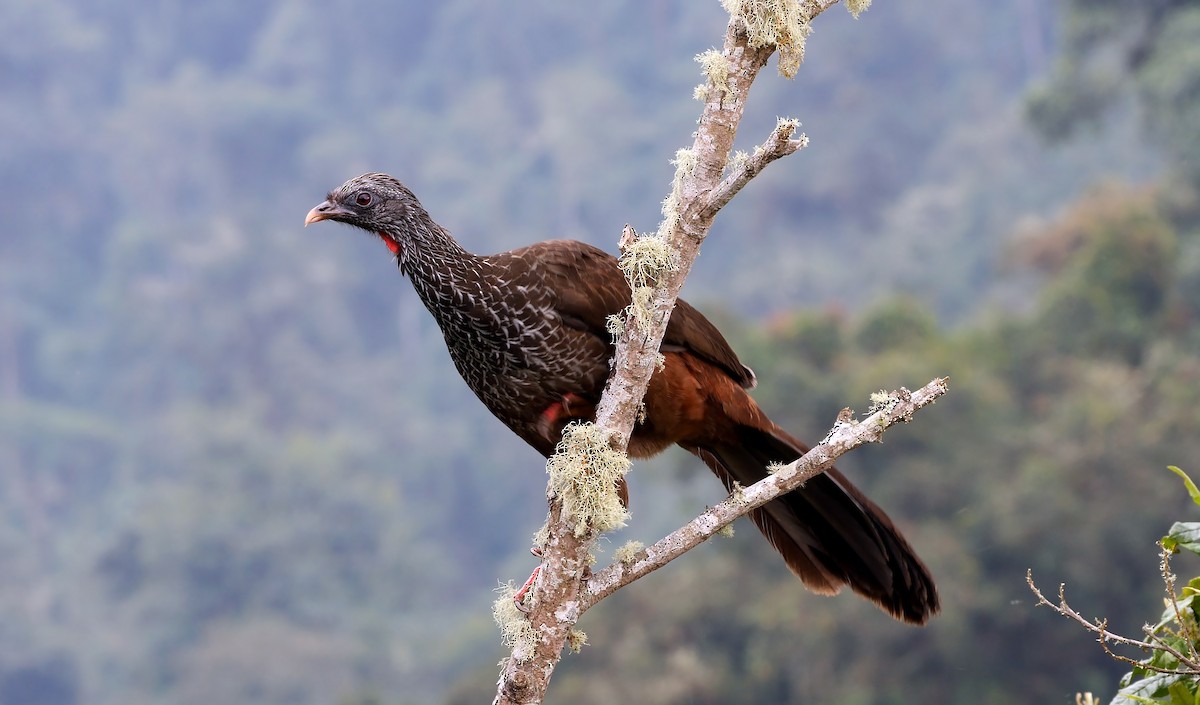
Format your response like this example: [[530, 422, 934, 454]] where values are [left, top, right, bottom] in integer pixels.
[[722, 0, 813, 77], [605, 313, 625, 338], [695, 49, 733, 101], [766, 461, 787, 474], [546, 422, 631, 537], [613, 540, 646, 564], [659, 148, 697, 235], [846, 0, 872, 19], [778, 118, 812, 155], [616, 228, 678, 331], [776, 115, 800, 132], [492, 584, 537, 656], [868, 390, 899, 429], [532, 523, 550, 552], [567, 628, 589, 654], [627, 285, 656, 328], [717, 524, 736, 538], [621, 236, 677, 289], [608, 148, 691, 341], [727, 149, 750, 175], [868, 389, 893, 414]]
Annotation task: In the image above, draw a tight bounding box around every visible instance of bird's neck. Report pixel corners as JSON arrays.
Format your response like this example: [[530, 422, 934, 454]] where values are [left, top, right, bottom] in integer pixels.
[[386, 216, 499, 329]]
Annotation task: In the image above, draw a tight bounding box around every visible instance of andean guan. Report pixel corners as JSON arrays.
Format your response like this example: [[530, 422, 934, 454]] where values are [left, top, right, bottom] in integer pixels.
[[305, 172, 938, 624]]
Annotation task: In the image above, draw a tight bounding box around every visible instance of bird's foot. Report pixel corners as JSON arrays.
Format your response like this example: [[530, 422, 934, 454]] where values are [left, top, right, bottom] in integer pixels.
[[512, 546, 597, 613], [514, 565, 542, 613], [514, 547, 544, 613]]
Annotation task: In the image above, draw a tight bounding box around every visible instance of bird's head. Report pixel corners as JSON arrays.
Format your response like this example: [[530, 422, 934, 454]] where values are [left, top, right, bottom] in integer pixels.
[[305, 173, 428, 254]]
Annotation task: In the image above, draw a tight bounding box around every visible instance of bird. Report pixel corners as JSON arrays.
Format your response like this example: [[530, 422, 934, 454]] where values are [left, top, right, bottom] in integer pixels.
[[305, 172, 939, 624]]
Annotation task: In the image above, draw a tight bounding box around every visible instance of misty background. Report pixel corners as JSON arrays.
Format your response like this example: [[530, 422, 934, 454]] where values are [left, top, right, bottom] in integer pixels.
[[3, 1, 1199, 703]]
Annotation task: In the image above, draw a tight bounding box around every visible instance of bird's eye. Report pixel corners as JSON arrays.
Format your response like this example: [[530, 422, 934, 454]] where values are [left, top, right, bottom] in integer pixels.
[[355, 192, 372, 207]]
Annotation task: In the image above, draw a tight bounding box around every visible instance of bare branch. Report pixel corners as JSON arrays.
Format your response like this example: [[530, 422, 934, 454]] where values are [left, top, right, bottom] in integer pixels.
[[584, 378, 949, 608], [493, 3, 893, 702], [492, 500, 592, 705], [699, 119, 809, 221], [590, 19, 775, 452], [494, 17, 782, 702], [1027, 569, 1200, 674]]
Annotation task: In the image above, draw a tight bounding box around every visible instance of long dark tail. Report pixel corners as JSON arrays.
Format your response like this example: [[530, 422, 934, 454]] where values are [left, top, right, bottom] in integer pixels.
[[683, 423, 939, 624]]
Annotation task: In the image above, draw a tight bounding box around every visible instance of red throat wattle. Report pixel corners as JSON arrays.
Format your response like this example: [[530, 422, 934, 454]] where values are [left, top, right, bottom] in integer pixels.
[[377, 232, 401, 256]]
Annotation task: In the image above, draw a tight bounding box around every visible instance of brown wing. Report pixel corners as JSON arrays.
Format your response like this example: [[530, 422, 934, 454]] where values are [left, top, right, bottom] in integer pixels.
[[512, 239, 755, 388]]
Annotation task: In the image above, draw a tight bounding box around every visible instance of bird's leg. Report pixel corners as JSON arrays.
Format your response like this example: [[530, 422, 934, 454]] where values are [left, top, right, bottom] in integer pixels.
[[513, 566, 541, 612], [536, 392, 593, 445], [517, 394, 605, 612], [513, 545, 593, 612], [514, 547, 544, 612], [537, 392, 632, 509]]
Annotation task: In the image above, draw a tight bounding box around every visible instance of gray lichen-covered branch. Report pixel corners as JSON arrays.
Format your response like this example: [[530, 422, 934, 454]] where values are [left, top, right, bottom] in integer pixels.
[[700, 118, 809, 220], [584, 378, 948, 607], [493, 2, 886, 703]]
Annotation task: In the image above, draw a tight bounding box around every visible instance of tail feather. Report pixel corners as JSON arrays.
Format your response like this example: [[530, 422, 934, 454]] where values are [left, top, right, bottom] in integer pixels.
[[684, 424, 939, 625]]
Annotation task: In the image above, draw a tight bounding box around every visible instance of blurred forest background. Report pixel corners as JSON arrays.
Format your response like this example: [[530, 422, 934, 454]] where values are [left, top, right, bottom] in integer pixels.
[[3, 0, 1200, 703]]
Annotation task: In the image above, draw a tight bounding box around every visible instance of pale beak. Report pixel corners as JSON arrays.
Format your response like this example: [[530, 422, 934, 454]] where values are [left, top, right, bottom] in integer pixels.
[[305, 200, 349, 226]]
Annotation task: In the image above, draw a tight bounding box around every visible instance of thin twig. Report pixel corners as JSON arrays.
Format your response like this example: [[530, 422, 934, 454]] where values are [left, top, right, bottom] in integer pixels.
[[590, 21, 775, 450], [1027, 570, 1200, 675], [585, 379, 947, 608], [1159, 547, 1200, 666], [699, 120, 808, 221]]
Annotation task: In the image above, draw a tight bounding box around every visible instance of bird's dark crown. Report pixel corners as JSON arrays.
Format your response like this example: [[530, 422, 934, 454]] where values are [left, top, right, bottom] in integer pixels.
[[311, 172, 428, 234]]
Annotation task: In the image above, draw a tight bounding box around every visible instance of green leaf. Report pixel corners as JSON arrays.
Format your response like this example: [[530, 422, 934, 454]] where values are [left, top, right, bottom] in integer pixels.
[[1165, 678, 1200, 705], [1147, 636, 1184, 672], [1169, 466, 1200, 507], [1112, 671, 1187, 705], [1164, 522, 1200, 557], [1155, 593, 1197, 632]]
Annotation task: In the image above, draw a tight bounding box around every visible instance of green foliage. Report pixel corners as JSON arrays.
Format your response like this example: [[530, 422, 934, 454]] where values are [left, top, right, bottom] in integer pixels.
[[1026, 1, 1200, 184], [1025, 66, 1120, 141], [768, 309, 846, 370], [1106, 468, 1200, 705], [1162, 523, 1200, 559], [1031, 189, 1176, 362], [1170, 466, 1200, 508], [1134, 7, 1200, 184], [853, 296, 938, 355]]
